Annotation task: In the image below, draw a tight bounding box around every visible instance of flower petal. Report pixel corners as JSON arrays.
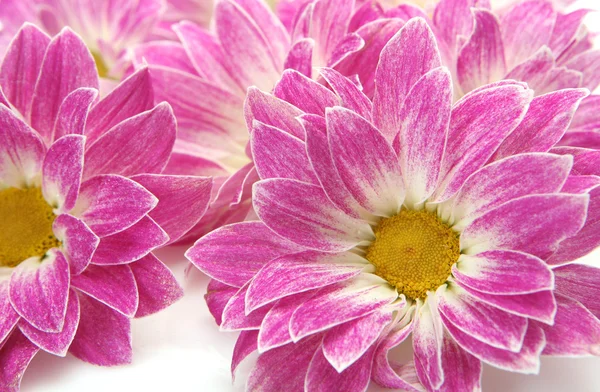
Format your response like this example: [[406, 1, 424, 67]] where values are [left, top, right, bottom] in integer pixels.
[[71, 264, 138, 317], [0, 282, 19, 344], [492, 89, 589, 160], [130, 253, 184, 318], [52, 214, 99, 275], [437, 284, 528, 352], [9, 251, 70, 333], [0, 105, 46, 187], [250, 122, 319, 184], [42, 135, 85, 212], [0, 330, 39, 390], [73, 174, 158, 237], [327, 107, 404, 216], [68, 293, 132, 366], [397, 67, 452, 205], [253, 178, 373, 252], [373, 18, 441, 140], [52, 88, 98, 142], [319, 68, 372, 121], [289, 276, 398, 342], [131, 174, 213, 245], [231, 330, 258, 379], [83, 103, 176, 179], [85, 68, 155, 144], [273, 69, 339, 115], [284, 38, 314, 78], [433, 82, 532, 201], [322, 310, 391, 372], [220, 284, 272, 331], [91, 216, 168, 266], [453, 250, 554, 295], [413, 298, 444, 389], [537, 294, 600, 356], [30, 28, 99, 143], [205, 279, 237, 326], [19, 288, 79, 356], [246, 251, 364, 312], [554, 263, 600, 320], [432, 330, 482, 392], [244, 87, 305, 140], [0, 23, 50, 118], [186, 221, 303, 288], [461, 194, 588, 259], [457, 9, 506, 94]]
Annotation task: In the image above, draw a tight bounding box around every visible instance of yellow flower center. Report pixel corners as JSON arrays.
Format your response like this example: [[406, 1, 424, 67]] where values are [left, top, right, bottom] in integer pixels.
[[92, 50, 110, 78], [0, 187, 61, 267], [366, 209, 460, 300]]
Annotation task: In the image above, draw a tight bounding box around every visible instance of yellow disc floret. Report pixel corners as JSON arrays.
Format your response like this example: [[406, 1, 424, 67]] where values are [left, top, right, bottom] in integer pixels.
[[366, 209, 460, 300], [91, 51, 110, 79], [0, 187, 61, 267]]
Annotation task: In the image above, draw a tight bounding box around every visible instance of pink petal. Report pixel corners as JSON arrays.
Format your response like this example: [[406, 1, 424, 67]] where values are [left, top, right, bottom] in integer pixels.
[[453, 250, 553, 295], [130, 253, 184, 318], [0, 282, 19, 344], [247, 335, 321, 391], [42, 135, 85, 212], [131, 174, 213, 244], [289, 277, 398, 341], [30, 28, 99, 143], [305, 345, 376, 392], [19, 289, 79, 356], [253, 179, 372, 252], [53, 214, 99, 275], [71, 264, 138, 317], [372, 323, 420, 391], [437, 285, 528, 352], [319, 68, 372, 121], [327, 107, 404, 215], [246, 251, 364, 312], [251, 121, 319, 184], [432, 0, 478, 54], [302, 114, 367, 218], [432, 330, 482, 392], [322, 310, 391, 372], [220, 284, 272, 331], [132, 40, 198, 76], [205, 279, 237, 326], [550, 9, 590, 56], [83, 103, 176, 179], [500, 0, 556, 69], [215, 0, 281, 91], [537, 294, 600, 356], [570, 95, 600, 131], [397, 67, 452, 205], [554, 264, 600, 319], [461, 194, 588, 259], [91, 217, 168, 266], [257, 291, 316, 352], [52, 88, 98, 142], [283, 38, 313, 78], [231, 330, 258, 379], [561, 175, 600, 194], [457, 284, 557, 324], [74, 174, 158, 237], [68, 293, 132, 366], [85, 68, 155, 144], [413, 300, 444, 389], [443, 314, 545, 374], [9, 251, 70, 333], [186, 221, 303, 288], [492, 89, 589, 160], [565, 49, 600, 91], [308, 0, 354, 67], [244, 87, 305, 140], [0, 23, 50, 119], [0, 330, 39, 390], [273, 69, 339, 115], [448, 152, 573, 229], [0, 105, 46, 187], [433, 82, 532, 201], [373, 18, 441, 140], [457, 9, 506, 94]]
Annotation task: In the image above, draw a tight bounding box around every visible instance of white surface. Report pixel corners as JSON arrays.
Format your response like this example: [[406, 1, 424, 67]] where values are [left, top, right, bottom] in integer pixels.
[[19, 247, 600, 392]]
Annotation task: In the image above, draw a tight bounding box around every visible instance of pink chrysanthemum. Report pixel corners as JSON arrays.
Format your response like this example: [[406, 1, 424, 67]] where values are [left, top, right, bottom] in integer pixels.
[[187, 18, 600, 391], [0, 25, 212, 389]]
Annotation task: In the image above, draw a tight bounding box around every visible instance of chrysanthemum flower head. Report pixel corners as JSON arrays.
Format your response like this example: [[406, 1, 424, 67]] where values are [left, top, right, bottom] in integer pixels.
[[188, 17, 600, 391], [0, 24, 213, 389]]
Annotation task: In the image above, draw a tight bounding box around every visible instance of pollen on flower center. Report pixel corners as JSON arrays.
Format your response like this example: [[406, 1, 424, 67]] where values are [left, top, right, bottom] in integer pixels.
[[0, 187, 61, 267], [91, 50, 110, 78], [365, 209, 460, 300]]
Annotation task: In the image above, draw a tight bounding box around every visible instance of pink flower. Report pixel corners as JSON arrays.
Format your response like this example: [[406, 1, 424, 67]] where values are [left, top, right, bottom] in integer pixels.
[[187, 18, 600, 391], [0, 25, 212, 389]]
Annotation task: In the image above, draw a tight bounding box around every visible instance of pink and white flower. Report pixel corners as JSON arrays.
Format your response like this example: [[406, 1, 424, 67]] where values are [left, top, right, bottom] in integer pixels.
[[0, 25, 212, 389], [187, 18, 600, 391]]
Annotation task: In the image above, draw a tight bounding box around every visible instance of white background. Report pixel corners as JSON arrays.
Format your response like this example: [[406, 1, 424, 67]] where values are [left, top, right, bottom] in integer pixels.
[[19, 1, 600, 391]]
